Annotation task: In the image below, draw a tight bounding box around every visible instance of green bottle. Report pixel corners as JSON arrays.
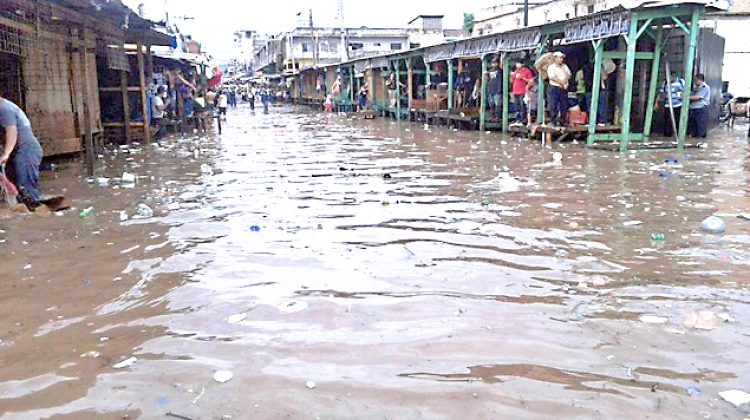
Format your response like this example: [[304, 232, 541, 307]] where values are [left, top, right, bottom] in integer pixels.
[[651, 233, 665, 241], [79, 206, 94, 218]]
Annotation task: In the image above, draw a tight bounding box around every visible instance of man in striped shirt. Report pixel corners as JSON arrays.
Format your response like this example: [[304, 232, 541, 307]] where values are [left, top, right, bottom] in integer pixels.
[[657, 72, 685, 137]]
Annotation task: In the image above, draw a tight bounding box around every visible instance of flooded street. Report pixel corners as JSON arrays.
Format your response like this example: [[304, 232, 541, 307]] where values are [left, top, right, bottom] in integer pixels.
[[2, 104, 750, 419]]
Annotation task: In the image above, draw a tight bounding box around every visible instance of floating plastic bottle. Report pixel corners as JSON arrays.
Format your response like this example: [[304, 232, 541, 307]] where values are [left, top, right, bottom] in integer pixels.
[[79, 206, 94, 218], [137, 204, 154, 218], [701, 216, 726, 234]]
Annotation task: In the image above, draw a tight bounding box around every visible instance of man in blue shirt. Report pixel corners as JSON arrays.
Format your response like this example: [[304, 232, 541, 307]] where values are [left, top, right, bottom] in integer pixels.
[[689, 73, 710, 138], [0, 94, 43, 209], [657, 72, 684, 137]]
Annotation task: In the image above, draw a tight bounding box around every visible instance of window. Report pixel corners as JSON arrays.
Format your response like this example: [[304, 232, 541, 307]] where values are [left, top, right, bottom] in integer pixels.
[[390, 43, 402, 51], [587, 5, 595, 13], [349, 42, 364, 51], [410, 43, 420, 49], [301, 43, 309, 53]]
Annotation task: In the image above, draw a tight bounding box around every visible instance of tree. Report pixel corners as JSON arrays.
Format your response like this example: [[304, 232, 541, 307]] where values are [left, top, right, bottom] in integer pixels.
[[463, 13, 475, 35]]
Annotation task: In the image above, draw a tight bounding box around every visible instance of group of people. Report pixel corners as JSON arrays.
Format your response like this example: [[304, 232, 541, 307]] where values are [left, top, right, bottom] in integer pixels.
[[149, 81, 278, 138], [658, 71, 712, 138], [489, 50, 712, 137], [324, 75, 371, 112]]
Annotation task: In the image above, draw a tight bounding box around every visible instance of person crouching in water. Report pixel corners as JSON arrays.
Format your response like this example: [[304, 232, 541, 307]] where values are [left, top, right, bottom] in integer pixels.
[[0, 92, 43, 210]]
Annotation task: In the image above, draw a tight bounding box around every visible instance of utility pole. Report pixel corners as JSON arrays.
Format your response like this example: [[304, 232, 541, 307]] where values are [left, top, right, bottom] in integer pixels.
[[309, 9, 318, 67], [338, 0, 348, 62], [524, 0, 529, 26]]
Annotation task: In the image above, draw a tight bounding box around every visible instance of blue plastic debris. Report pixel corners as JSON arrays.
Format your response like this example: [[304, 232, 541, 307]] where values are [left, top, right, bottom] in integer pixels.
[[684, 386, 701, 396], [249, 225, 261, 232]]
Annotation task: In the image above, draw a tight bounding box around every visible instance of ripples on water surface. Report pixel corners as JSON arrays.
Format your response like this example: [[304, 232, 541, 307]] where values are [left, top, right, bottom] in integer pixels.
[[1, 106, 749, 419]]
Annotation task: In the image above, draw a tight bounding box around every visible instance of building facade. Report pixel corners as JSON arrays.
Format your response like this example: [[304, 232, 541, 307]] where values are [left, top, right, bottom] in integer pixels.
[[246, 16, 462, 76], [703, 0, 750, 93], [472, 0, 607, 36]]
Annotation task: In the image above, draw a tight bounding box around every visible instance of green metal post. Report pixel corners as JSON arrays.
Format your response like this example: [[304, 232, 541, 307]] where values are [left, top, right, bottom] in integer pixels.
[[677, 6, 701, 149], [370, 66, 376, 107], [447, 59, 454, 111], [425, 59, 431, 86], [643, 28, 664, 140], [396, 59, 402, 120], [619, 14, 641, 152], [588, 40, 604, 143], [535, 38, 548, 125], [502, 54, 510, 132], [480, 55, 488, 131]]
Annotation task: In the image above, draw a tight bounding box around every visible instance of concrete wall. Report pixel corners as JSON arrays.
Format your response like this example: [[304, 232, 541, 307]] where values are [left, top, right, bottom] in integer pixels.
[[706, 16, 750, 93]]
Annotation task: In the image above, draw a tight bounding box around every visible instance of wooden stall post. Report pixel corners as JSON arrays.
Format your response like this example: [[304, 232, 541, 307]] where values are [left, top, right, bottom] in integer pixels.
[[642, 29, 664, 141], [587, 39, 604, 143], [78, 26, 95, 177], [370, 65, 376, 106], [447, 59, 454, 111], [121, 70, 132, 144], [146, 44, 154, 85], [136, 42, 151, 143], [676, 6, 701, 149]]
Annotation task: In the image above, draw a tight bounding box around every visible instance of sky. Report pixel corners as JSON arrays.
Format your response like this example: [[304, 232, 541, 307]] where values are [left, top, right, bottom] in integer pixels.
[[121, 0, 489, 60]]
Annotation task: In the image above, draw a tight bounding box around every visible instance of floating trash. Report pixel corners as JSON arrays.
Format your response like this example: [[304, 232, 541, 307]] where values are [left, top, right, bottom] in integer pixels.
[[701, 216, 725, 234], [213, 370, 234, 383]]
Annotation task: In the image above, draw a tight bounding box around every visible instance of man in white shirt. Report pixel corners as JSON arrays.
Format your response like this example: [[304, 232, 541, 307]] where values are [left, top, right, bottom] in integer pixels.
[[546, 51, 572, 126]]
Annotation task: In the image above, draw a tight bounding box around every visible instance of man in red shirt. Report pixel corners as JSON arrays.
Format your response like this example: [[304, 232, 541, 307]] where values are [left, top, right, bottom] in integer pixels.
[[511, 60, 534, 124]]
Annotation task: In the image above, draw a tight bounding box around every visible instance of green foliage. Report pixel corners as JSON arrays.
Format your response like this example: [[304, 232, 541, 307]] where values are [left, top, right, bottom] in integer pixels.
[[463, 13, 475, 34]]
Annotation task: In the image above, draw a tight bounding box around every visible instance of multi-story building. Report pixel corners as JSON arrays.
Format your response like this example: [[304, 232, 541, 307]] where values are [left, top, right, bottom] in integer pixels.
[[247, 15, 462, 76], [233, 30, 271, 74], [271, 27, 409, 75], [472, 0, 605, 36]]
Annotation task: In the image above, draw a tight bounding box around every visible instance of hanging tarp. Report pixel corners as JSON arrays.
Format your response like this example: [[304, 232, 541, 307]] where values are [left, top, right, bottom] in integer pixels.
[[425, 43, 456, 63], [354, 60, 368, 73], [498, 29, 542, 52], [453, 37, 498, 59], [370, 56, 389, 69], [565, 10, 631, 43]]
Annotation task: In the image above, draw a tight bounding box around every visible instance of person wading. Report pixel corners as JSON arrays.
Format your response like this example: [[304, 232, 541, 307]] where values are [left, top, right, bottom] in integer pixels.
[[0, 93, 43, 210]]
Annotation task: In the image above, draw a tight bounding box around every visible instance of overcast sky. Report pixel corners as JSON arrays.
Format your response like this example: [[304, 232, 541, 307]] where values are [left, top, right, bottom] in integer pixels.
[[122, 0, 489, 59]]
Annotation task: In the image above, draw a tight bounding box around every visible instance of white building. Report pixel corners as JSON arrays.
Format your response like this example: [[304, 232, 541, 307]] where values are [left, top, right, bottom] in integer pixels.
[[407, 15, 464, 48], [248, 15, 463, 75], [703, 0, 750, 93], [232, 30, 269, 74], [473, 0, 609, 36]]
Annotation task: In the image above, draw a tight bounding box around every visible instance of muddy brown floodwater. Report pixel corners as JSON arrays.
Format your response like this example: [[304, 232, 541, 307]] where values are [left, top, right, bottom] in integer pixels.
[[1, 105, 750, 419]]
